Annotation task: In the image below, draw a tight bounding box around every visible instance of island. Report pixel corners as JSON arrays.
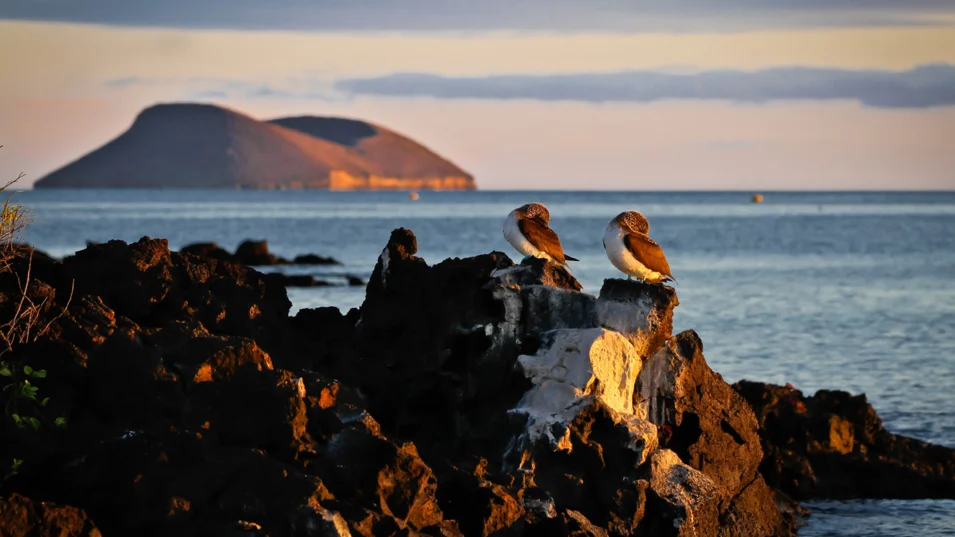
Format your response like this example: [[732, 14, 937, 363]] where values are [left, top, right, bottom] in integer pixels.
[[33, 103, 476, 190]]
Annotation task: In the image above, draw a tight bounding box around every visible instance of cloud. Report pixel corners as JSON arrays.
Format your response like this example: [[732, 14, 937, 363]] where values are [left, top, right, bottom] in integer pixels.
[[103, 76, 344, 102], [3, 0, 954, 32], [334, 64, 955, 108]]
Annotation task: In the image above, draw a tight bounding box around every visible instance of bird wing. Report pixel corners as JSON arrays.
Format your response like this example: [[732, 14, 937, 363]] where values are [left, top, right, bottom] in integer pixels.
[[518, 217, 570, 265], [624, 233, 673, 279]]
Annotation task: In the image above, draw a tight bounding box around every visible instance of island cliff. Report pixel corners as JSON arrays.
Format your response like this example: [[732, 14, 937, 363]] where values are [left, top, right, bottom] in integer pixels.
[[1, 233, 953, 536], [33, 104, 475, 191]]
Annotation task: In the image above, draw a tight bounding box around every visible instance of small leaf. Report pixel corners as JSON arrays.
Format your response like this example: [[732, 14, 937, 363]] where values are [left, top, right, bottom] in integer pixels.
[[22, 365, 32, 376], [31, 369, 46, 379], [54, 417, 67, 428], [27, 417, 41, 431], [0, 366, 11, 377], [40, 397, 49, 407], [11, 459, 22, 470], [11, 413, 21, 423], [19, 383, 38, 400]]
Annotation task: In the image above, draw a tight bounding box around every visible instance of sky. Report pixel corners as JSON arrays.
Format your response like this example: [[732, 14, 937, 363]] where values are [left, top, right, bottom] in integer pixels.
[[2, 1, 955, 190]]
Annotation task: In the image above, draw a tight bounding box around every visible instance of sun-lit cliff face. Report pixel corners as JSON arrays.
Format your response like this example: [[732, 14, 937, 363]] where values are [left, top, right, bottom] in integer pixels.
[[35, 103, 476, 190], [328, 172, 475, 191]]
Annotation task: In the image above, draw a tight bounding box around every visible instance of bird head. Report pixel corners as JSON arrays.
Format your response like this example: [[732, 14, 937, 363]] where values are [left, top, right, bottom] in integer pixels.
[[517, 202, 550, 223], [612, 211, 650, 234]]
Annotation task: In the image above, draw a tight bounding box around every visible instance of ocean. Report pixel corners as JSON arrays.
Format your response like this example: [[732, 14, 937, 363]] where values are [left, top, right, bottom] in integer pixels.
[[15, 189, 955, 536]]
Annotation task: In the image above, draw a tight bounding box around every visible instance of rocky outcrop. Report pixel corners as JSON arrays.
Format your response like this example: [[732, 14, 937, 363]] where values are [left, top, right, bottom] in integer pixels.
[[0, 494, 101, 537], [181, 240, 341, 266], [734, 380, 955, 501], [0, 229, 796, 535], [35, 103, 477, 190]]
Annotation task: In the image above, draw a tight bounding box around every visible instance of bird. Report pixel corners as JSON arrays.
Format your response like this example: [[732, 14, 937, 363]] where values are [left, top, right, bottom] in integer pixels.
[[503, 203, 578, 267], [602, 211, 675, 283]]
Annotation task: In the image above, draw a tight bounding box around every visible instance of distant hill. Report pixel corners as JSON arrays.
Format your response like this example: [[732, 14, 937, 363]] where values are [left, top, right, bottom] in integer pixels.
[[34, 103, 475, 190]]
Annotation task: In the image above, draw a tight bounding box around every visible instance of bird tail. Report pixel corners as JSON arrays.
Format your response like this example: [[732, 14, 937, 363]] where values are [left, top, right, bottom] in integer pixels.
[[564, 254, 579, 262]]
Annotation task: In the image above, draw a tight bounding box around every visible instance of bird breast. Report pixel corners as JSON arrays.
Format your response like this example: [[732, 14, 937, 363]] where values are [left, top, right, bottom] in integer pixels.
[[603, 224, 652, 277], [504, 211, 541, 258]]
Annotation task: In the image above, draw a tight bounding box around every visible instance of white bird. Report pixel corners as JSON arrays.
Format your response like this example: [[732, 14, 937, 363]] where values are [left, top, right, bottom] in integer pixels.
[[602, 211, 674, 283], [503, 203, 578, 266]]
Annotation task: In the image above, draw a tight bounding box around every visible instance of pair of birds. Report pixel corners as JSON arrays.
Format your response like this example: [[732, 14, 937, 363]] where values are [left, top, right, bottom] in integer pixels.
[[504, 203, 674, 284]]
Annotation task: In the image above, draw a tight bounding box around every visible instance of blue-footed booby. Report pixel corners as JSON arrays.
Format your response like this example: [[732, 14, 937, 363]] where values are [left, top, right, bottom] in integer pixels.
[[504, 203, 578, 266], [603, 211, 674, 283]]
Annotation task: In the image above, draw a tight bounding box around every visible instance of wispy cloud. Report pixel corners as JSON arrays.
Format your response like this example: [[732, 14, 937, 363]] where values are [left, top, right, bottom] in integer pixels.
[[103, 76, 344, 102], [3, 0, 954, 32], [334, 64, 955, 108]]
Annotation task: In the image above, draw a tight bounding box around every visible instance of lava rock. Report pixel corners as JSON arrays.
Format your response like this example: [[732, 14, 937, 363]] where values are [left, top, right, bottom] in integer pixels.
[[0, 493, 101, 537], [596, 279, 678, 358], [734, 380, 955, 500], [0, 227, 809, 536], [635, 331, 790, 536], [264, 273, 333, 288], [235, 240, 286, 266], [179, 242, 235, 263], [293, 254, 342, 266]]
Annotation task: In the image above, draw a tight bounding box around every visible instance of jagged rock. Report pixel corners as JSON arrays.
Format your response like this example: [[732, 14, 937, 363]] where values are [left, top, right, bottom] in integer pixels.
[[596, 279, 678, 358], [0, 493, 101, 537], [647, 449, 718, 533], [87, 326, 186, 424], [635, 331, 790, 536], [491, 256, 582, 292], [166, 335, 274, 385], [294, 254, 341, 266], [0, 228, 804, 536], [63, 238, 177, 320], [63, 238, 291, 345], [191, 368, 312, 455], [236, 240, 285, 266], [508, 328, 655, 464], [180, 242, 235, 263], [51, 428, 333, 536], [438, 460, 526, 536], [264, 273, 333, 288], [735, 380, 955, 500], [320, 414, 445, 534], [180, 242, 343, 268]]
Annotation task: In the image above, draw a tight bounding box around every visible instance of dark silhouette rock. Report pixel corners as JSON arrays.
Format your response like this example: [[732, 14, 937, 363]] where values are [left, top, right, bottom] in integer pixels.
[[0, 493, 100, 537], [293, 254, 341, 266], [179, 242, 234, 263], [1, 227, 887, 536], [235, 239, 284, 266], [180, 240, 343, 272], [345, 275, 366, 286], [263, 273, 332, 288], [734, 380, 955, 500], [35, 103, 476, 190]]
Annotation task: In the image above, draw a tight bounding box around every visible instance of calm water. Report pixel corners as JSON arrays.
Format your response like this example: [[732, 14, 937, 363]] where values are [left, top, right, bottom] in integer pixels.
[[15, 189, 955, 535]]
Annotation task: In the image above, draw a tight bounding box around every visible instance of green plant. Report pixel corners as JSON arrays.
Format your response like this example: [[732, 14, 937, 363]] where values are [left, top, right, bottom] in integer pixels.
[[3, 458, 23, 483], [1, 363, 66, 430], [0, 148, 71, 433]]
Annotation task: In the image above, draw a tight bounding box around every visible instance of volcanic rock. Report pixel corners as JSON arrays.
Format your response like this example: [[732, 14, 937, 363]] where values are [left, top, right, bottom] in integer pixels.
[[0, 231, 804, 536], [735, 380, 955, 500], [0, 493, 100, 537]]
